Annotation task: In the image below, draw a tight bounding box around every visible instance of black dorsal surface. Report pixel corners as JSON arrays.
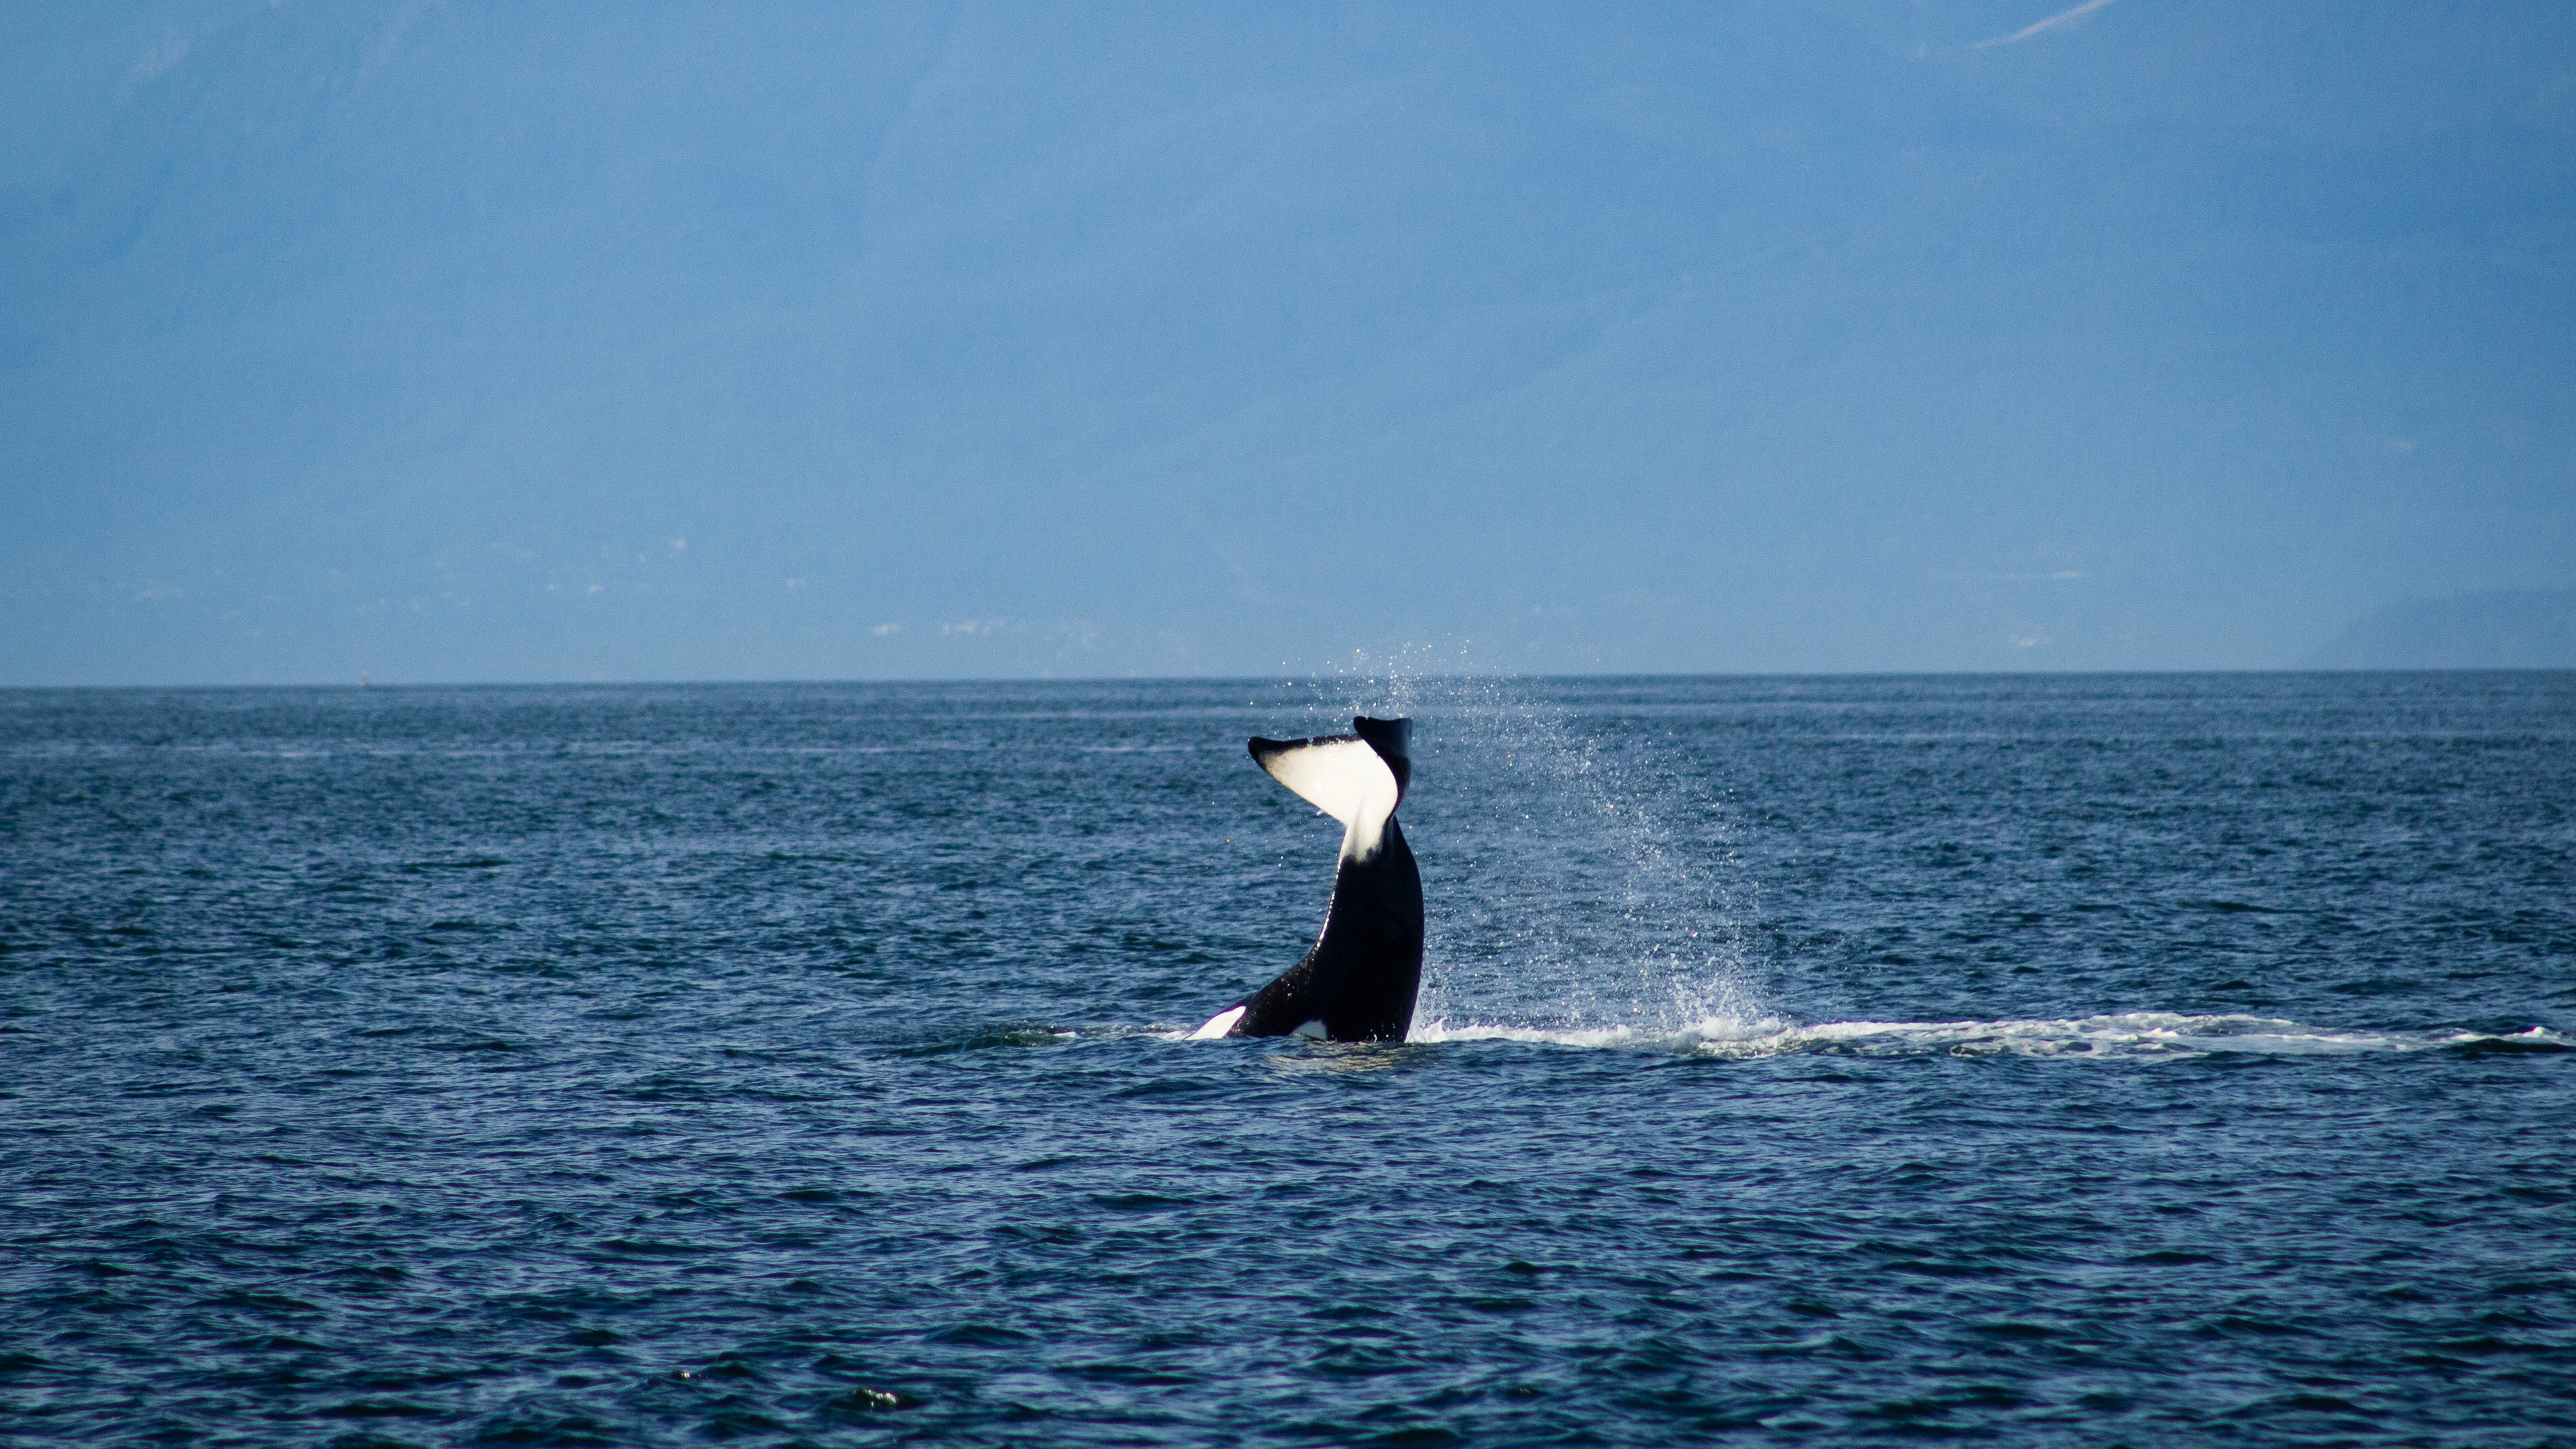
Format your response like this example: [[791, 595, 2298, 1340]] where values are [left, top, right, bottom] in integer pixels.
[[1196, 716, 1424, 1042]]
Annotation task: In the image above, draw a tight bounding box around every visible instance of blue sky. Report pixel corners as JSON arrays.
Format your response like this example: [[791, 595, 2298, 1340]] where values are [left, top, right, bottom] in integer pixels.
[[4, 1, 2571, 682]]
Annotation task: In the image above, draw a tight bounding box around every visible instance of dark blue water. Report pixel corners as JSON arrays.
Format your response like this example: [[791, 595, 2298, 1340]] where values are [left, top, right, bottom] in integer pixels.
[[4, 674, 2572, 1446]]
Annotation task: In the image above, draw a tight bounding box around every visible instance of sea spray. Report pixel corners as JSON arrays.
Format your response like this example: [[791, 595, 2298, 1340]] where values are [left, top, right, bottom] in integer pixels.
[[1277, 653, 1764, 1037]]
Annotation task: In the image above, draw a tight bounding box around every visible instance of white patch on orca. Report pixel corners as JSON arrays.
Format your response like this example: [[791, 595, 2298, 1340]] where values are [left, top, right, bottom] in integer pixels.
[[1189, 1006, 1246, 1040], [1292, 1018, 1328, 1039], [1252, 737, 1401, 861]]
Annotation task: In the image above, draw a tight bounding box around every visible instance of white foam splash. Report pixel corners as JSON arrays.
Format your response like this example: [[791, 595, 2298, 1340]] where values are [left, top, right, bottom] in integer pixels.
[[1405, 1012, 2571, 1059]]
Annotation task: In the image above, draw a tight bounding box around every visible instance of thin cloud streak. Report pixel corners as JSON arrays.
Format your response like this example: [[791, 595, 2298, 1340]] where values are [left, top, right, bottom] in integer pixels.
[[1970, 0, 2121, 50]]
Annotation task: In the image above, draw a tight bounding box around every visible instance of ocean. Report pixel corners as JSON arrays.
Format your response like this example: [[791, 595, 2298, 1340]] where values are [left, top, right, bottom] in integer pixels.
[[3, 673, 2571, 1445]]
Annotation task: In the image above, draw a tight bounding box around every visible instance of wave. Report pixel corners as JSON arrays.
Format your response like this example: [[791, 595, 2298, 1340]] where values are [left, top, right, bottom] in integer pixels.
[[1403, 1012, 2572, 1059]]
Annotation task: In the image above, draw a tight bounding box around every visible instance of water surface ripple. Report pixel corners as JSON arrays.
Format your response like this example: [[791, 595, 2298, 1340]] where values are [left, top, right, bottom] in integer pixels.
[[3, 674, 2571, 1444]]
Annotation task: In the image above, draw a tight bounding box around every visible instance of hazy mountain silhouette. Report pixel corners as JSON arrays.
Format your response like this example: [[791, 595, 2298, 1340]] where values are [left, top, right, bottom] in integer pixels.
[[5, 2, 2573, 682], [2308, 590, 2576, 670]]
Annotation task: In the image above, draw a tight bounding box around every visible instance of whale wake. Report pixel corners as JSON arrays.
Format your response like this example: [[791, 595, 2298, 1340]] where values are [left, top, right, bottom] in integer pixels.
[[1403, 1011, 2571, 1059]]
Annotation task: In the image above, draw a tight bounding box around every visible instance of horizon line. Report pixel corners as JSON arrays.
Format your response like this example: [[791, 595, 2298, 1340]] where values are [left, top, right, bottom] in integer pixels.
[[7, 665, 2571, 692]]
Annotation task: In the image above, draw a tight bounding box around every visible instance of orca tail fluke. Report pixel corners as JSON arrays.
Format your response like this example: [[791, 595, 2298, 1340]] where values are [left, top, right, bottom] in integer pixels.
[[1196, 716, 1424, 1043]]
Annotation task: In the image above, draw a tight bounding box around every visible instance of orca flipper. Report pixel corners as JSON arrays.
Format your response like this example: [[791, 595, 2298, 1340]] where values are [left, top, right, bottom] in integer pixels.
[[1193, 716, 1424, 1043]]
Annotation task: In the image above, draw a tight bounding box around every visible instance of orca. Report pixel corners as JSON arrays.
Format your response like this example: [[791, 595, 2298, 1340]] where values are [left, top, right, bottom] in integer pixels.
[[1191, 715, 1424, 1043]]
